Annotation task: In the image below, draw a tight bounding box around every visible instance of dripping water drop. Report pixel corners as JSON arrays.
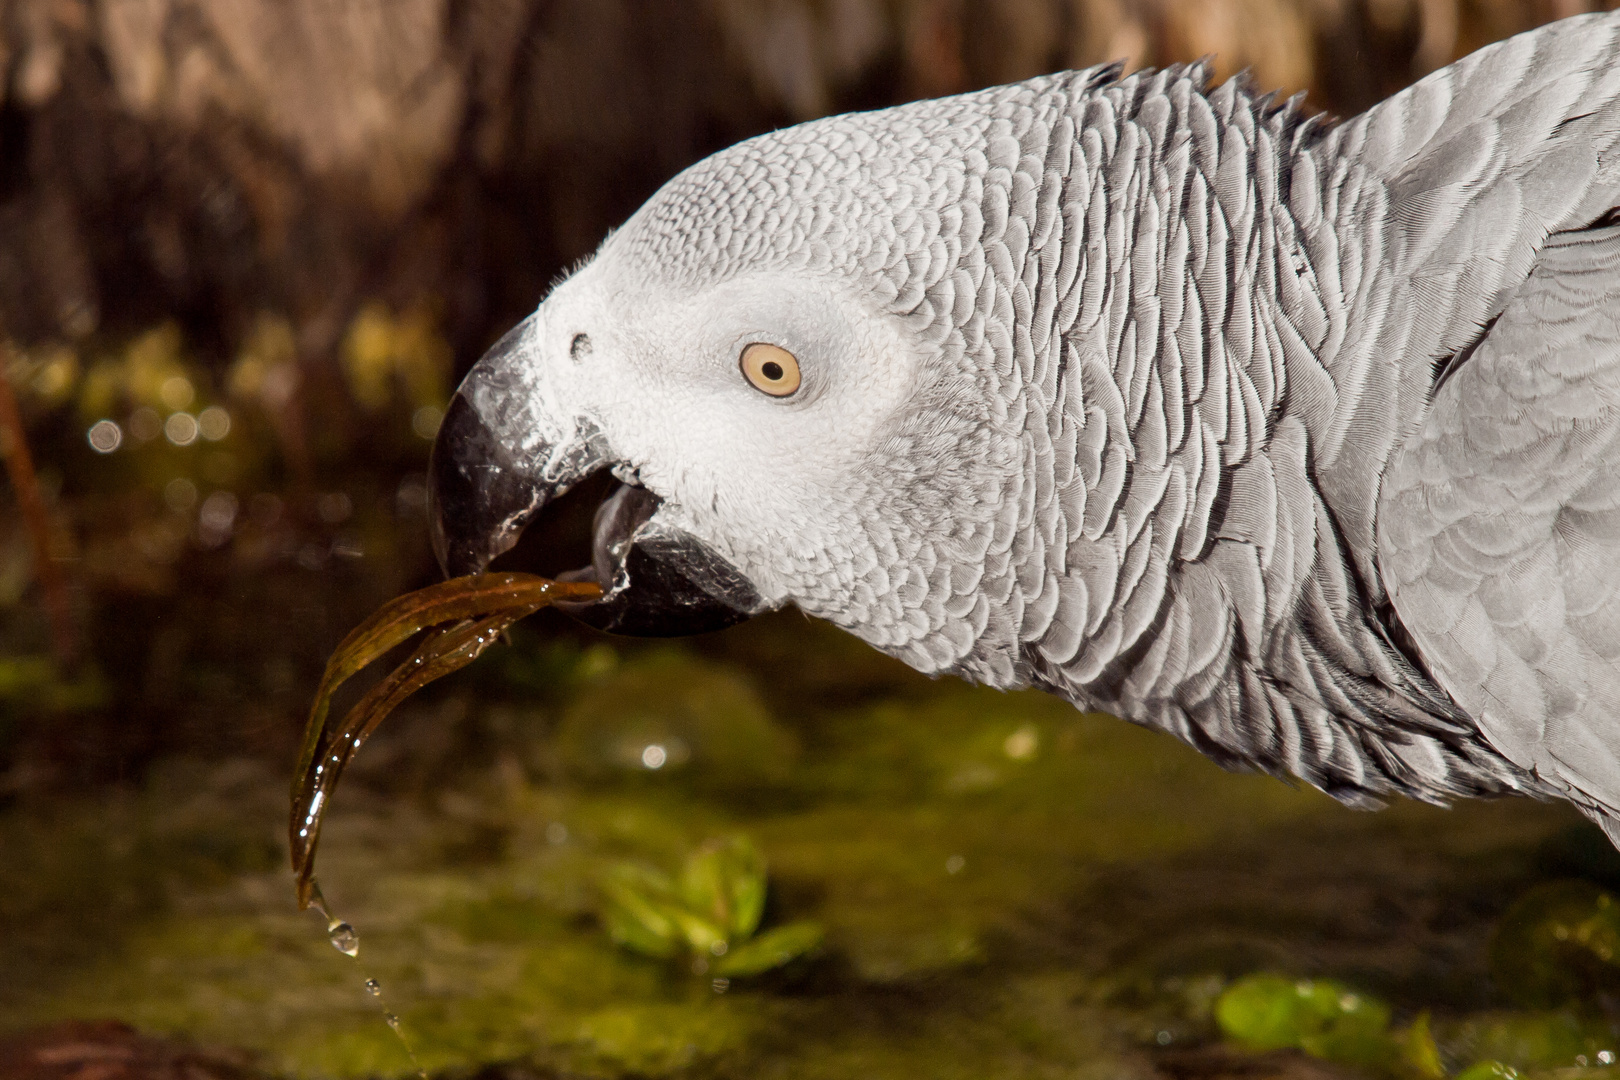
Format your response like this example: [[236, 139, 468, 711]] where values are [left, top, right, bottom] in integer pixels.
[[303, 879, 423, 1077], [328, 921, 359, 957]]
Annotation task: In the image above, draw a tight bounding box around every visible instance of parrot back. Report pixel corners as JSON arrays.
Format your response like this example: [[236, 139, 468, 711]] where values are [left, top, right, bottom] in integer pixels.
[[1372, 12, 1620, 836]]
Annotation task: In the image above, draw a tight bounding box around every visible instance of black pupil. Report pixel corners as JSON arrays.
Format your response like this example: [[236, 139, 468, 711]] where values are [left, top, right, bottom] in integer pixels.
[[761, 361, 784, 381]]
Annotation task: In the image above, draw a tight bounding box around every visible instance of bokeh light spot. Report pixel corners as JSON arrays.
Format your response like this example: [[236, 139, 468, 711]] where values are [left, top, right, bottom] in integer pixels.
[[198, 405, 231, 441], [164, 477, 199, 513], [128, 407, 161, 442], [317, 492, 353, 524], [160, 375, 196, 410], [412, 405, 443, 439], [165, 412, 199, 446], [1003, 726, 1038, 760], [87, 419, 123, 453], [198, 490, 239, 548], [31, 348, 79, 402], [395, 474, 428, 518]]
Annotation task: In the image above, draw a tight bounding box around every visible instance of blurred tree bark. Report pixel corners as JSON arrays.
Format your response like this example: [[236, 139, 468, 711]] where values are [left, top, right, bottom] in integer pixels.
[[0, 341, 75, 666], [0, 0, 1614, 375]]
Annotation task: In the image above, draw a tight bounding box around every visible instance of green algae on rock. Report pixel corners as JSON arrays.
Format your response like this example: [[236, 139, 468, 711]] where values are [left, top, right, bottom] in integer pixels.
[[1215, 973, 1395, 1068], [1214, 970, 1620, 1078], [1439, 1010, 1620, 1076]]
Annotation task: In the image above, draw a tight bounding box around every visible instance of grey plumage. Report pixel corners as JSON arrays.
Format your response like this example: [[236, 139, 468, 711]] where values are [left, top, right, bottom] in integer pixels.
[[441, 13, 1620, 836]]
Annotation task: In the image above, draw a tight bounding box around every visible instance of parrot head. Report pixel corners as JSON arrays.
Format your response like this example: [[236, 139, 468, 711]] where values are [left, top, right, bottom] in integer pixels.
[[429, 107, 1022, 671]]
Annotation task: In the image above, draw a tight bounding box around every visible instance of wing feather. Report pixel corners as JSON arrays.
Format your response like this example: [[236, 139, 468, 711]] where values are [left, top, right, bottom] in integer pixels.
[[1380, 222, 1620, 818]]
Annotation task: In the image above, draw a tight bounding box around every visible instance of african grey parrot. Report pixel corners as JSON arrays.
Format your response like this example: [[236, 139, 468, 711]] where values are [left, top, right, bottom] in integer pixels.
[[429, 12, 1620, 840]]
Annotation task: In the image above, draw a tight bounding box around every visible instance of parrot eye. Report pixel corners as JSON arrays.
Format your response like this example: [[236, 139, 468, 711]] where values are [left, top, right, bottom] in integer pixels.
[[739, 343, 801, 397]]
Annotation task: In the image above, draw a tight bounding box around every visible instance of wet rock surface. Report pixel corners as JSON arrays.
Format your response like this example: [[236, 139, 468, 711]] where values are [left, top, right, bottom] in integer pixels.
[[0, 1020, 260, 1080]]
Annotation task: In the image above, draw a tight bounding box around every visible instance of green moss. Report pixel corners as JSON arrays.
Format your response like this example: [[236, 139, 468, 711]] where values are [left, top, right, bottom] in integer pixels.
[[561, 1001, 762, 1074]]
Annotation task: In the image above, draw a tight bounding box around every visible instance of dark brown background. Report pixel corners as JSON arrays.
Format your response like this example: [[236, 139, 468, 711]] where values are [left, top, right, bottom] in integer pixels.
[[3, 0, 1610, 365]]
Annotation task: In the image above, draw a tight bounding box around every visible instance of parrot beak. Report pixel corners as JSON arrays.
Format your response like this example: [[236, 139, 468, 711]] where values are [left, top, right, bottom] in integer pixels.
[[428, 390, 549, 580], [428, 327, 767, 637]]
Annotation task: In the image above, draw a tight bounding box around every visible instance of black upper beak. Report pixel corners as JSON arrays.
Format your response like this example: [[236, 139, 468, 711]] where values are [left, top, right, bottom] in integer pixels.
[[427, 327, 768, 637], [429, 392, 548, 578]]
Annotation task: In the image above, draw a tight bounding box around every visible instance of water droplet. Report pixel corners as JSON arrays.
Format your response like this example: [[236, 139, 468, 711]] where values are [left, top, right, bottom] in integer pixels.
[[304, 880, 422, 1078], [711, 977, 730, 994], [328, 921, 359, 956], [380, 1012, 428, 1079]]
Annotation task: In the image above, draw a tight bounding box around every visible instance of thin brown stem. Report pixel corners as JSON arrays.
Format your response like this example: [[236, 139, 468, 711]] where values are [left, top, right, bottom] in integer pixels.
[[0, 341, 78, 670]]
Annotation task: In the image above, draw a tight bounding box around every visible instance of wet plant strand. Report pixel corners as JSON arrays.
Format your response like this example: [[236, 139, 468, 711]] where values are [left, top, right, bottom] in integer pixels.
[[289, 571, 600, 909]]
